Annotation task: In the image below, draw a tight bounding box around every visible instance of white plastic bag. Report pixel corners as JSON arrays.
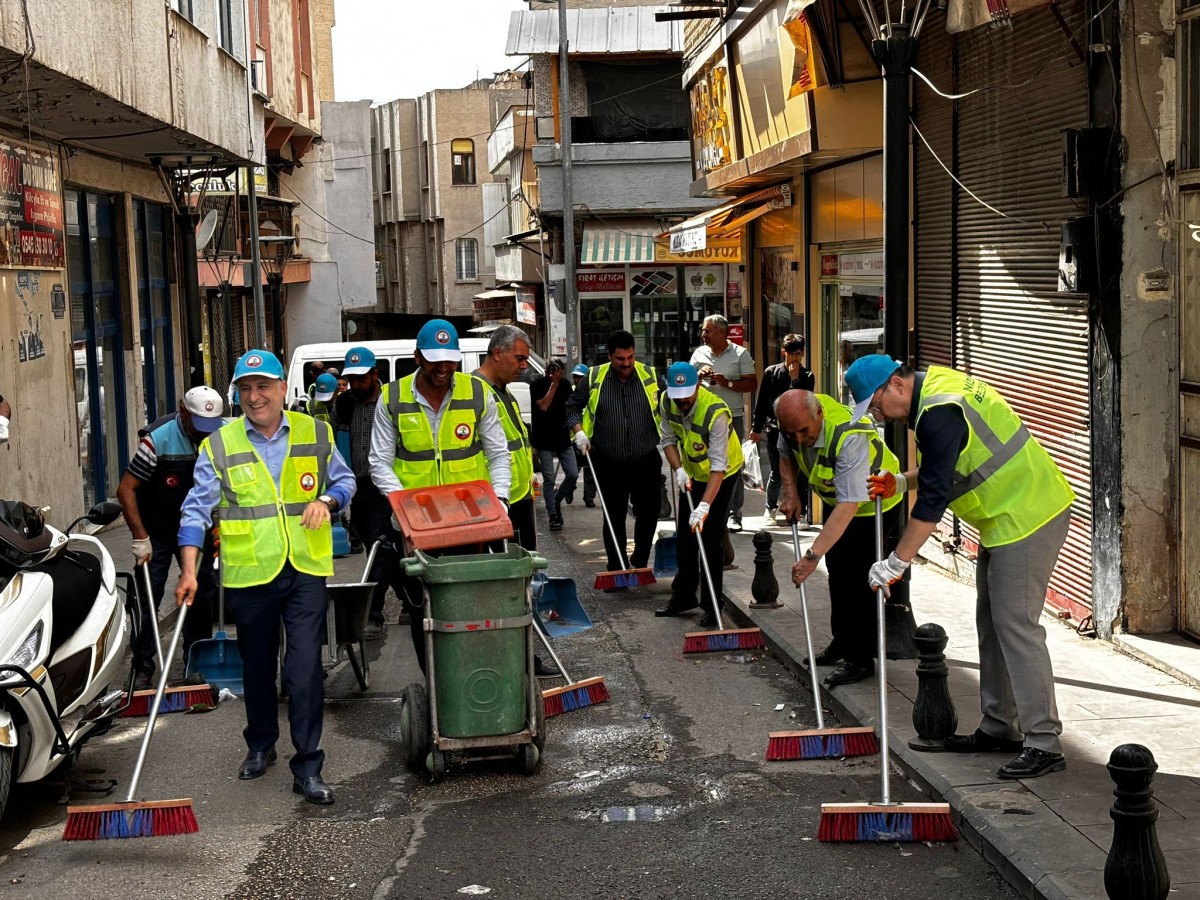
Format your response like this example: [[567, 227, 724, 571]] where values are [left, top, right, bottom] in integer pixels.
[[741, 439, 762, 489]]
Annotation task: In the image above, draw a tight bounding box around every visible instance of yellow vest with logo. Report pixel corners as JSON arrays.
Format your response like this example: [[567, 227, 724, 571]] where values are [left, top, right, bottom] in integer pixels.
[[915, 365, 1073, 547], [581, 361, 660, 439], [204, 411, 334, 588], [479, 375, 534, 502], [310, 400, 331, 426], [384, 372, 491, 489], [662, 387, 744, 482], [786, 394, 902, 518]]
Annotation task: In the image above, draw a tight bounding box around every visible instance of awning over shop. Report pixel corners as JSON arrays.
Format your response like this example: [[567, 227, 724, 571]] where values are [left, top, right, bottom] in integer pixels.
[[665, 183, 792, 253], [580, 219, 659, 265], [473, 287, 518, 301]]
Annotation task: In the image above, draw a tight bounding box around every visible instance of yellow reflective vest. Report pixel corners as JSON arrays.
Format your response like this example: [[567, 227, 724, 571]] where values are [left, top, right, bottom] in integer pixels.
[[785, 394, 902, 518], [915, 366, 1073, 547], [204, 411, 334, 588], [383, 372, 491, 489], [581, 361, 660, 439], [478, 375, 534, 502], [662, 387, 744, 482]]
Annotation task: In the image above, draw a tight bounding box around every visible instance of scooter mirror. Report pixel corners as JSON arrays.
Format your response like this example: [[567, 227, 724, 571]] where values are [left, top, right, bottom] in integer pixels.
[[86, 501, 123, 526]]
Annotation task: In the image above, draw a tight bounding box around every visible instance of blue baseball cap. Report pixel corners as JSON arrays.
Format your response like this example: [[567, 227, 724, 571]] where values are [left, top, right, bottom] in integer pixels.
[[415, 318, 461, 363], [342, 346, 376, 376], [846, 355, 903, 421], [666, 361, 699, 400], [571, 364, 588, 377], [312, 373, 338, 401], [232, 349, 285, 383]]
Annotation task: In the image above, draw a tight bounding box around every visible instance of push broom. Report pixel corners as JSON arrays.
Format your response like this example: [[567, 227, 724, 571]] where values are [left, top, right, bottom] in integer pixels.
[[586, 455, 655, 590], [767, 521, 878, 760], [531, 616, 610, 717], [817, 497, 956, 843], [681, 491, 765, 654], [122, 566, 216, 717], [63, 603, 199, 841]]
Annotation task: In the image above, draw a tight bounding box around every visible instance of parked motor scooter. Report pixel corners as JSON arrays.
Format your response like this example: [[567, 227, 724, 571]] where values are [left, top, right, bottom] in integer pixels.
[[0, 498, 137, 823]]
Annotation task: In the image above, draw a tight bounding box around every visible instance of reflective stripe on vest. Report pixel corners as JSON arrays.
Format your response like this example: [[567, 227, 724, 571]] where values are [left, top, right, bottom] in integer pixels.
[[786, 394, 902, 517], [480, 376, 534, 502], [204, 411, 334, 587], [581, 361, 660, 439], [914, 366, 1074, 547], [663, 387, 744, 482], [385, 372, 491, 488]]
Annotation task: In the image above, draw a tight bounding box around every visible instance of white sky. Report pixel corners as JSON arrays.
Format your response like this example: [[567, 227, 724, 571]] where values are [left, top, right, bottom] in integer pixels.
[[332, 0, 530, 103]]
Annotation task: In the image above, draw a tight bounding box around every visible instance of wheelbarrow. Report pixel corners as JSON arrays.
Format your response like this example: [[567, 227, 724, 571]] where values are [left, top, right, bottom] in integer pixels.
[[322, 538, 381, 691]]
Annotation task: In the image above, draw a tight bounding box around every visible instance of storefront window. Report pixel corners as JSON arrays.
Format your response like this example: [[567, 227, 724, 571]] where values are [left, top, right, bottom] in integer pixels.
[[580, 294, 623, 365], [629, 268, 679, 372], [821, 277, 884, 403], [760, 247, 800, 369]]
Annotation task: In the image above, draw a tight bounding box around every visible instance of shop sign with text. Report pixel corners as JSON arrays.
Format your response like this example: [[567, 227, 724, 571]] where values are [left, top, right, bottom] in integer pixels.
[[577, 271, 626, 293], [0, 143, 63, 269], [655, 237, 741, 265]]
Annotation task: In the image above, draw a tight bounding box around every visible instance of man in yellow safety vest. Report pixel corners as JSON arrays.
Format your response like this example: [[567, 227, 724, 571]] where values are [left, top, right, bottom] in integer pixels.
[[368, 318, 510, 672], [655, 362, 742, 629], [846, 356, 1074, 780], [775, 390, 905, 687], [176, 349, 356, 805]]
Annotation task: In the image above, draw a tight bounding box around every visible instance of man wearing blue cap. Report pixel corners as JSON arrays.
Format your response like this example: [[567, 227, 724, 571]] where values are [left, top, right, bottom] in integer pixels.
[[329, 346, 403, 640], [656, 362, 742, 627], [369, 319, 511, 671], [176, 349, 357, 804], [308, 373, 338, 424], [117, 385, 226, 688], [845, 355, 1074, 779]]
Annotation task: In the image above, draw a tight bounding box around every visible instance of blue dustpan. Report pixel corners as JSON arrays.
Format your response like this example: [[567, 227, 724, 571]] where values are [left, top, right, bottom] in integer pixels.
[[653, 533, 678, 578], [531, 572, 593, 637], [185, 557, 244, 694]]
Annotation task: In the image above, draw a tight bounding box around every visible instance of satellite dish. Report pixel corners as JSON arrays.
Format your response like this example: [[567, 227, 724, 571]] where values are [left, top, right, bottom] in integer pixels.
[[196, 209, 218, 251]]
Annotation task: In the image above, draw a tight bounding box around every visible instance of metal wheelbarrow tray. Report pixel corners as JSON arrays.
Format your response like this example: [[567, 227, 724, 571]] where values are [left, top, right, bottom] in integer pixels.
[[323, 581, 376, 691]]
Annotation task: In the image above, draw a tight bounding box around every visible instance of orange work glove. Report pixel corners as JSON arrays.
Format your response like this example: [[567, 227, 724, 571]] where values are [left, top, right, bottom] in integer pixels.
[[867, 471, 907, 500]]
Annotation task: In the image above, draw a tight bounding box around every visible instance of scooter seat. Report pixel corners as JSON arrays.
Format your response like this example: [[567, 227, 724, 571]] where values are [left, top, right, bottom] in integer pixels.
[[30, 550, 103, 656]]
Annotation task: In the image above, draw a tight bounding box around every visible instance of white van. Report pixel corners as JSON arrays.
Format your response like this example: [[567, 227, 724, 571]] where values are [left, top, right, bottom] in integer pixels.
[[285, 339, 547, 424]]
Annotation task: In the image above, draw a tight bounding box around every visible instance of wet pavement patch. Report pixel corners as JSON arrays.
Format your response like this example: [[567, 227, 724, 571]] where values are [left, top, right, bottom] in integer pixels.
[[599, 805, 673, 822]]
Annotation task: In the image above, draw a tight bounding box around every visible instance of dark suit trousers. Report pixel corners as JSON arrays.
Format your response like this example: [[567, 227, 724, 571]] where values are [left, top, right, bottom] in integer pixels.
[[588, 448, 661, 570], [227, 563, 328, 778], [350, 485, 407, 626], [822, 501, 903, 665], [671, 476, 735, 612]]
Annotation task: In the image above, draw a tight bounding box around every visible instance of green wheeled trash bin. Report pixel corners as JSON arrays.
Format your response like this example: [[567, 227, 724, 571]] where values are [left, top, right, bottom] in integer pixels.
[[399, 545, 548, 782]]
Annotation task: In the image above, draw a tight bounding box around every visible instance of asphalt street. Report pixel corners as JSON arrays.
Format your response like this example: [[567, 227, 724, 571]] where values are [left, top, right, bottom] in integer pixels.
[[0, 508, 1019, 899]]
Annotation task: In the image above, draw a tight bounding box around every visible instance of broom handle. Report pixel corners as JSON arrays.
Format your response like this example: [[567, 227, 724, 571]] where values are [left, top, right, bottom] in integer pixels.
[[139, 564, 165, 675], [126, 602, 189, 803], [684, 490, 725, 631], [530, 615, 576, 686], [586, 454, 633, 571], [791, 522, 825, 731], [874, 495, 890, 805]]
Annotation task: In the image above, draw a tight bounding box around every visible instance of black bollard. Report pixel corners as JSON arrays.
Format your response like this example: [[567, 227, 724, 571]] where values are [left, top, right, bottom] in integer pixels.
[[749, 530, 782, 609], [722, 529, 735, 569], [908, 623, 958, 752], [1105, 744, 1170, 900]]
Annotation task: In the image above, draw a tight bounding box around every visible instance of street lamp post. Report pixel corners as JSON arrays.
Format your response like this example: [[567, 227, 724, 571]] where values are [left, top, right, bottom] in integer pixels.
[[257, 220, 296, 360]]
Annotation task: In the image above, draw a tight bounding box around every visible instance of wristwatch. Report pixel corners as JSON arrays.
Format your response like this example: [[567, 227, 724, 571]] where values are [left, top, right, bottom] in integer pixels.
[[803, 548, 821, 562], [318, 494, 336, 511]]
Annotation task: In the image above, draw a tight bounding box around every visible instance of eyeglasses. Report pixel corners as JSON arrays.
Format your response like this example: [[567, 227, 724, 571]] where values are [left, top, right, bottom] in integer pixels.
[[868, 380, 893, 415]]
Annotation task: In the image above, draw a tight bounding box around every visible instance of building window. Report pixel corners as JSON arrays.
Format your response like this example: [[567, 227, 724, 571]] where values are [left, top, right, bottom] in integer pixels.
[[172, 0, 194, 21], [451, 139, 476, 185], [455, 238, 478, 281], [1183, 17, 1200, 171], [217, 0, 235, 53], [382, 151, 392, 193]]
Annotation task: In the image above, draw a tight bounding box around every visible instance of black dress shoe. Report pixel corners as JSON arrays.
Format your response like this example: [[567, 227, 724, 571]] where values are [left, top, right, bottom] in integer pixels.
[[584, 499, 596, 508], [824, 661, 874, 687], [293, 775, 336, 804], [697, 611, 717, 628], [803, 643, 844, 667], [997, 747, 1066, 779], [534, 655, 561, 678], [655, 603, 698, 617], [238, 748, 278, 780], [944, 729, 1025, 754]]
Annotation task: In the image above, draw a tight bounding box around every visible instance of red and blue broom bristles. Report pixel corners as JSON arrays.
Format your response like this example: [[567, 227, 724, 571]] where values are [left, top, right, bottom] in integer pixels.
[[543, 676, 610, 717], [818, 803, 957, 843], [121, 685, 217, 717], [682, 627, 766, 654], [63, 799, 198, 841], [766, 728, 879, 760], [594, 568, 656, 590]]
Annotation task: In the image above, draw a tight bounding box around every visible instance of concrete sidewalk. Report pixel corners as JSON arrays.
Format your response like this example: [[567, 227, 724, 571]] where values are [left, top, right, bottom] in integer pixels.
[[714, 508, 1200, 900]]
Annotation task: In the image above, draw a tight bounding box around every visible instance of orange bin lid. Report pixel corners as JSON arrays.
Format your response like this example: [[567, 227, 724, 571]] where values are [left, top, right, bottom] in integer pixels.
[[389, 480, 514, 551]]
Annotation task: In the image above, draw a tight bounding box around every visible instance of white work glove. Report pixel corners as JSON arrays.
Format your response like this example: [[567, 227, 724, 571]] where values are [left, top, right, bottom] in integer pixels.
[[689, 501, 710, 533], [868, 552, 911, 598], [573, 430, 591, 453], [673, 468, 690, 491], [0, 415, 9, 444], [132, 537, 153, 565]]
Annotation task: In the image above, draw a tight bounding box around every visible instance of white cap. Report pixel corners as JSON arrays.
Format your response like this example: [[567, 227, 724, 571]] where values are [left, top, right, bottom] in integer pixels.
[[183, 386, 225, 433]]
